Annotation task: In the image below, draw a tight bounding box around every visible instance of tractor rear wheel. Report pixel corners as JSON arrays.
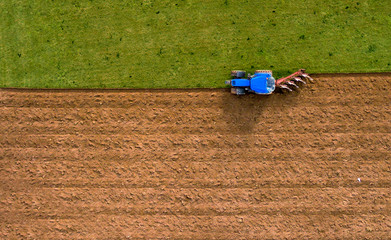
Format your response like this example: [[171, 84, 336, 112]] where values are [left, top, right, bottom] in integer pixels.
[[255, 70, 272, 74], [231, 70, 246, 78]]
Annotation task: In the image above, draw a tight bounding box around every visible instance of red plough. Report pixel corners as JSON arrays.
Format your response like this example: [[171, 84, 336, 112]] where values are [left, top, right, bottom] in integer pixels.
[[276, 69, 314, 92]]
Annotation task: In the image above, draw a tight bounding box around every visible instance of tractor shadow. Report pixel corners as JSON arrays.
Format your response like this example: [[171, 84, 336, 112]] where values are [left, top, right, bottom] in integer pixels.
[[220, 89, 302, 134]]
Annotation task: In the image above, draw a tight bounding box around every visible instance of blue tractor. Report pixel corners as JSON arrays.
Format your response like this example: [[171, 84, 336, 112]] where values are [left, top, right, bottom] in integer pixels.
[[225, 69, 313, 95]]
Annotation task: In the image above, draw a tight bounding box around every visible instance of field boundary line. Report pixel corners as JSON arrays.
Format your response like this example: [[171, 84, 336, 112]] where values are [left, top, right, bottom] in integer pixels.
[[1, 72, 391, 92]]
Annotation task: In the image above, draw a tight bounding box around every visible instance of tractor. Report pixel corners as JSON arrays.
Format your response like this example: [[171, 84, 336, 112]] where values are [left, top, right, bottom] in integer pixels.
[[225, 69, 314, 95]]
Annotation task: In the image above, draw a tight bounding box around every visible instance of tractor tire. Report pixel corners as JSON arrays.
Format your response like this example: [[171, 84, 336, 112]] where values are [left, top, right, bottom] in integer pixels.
[[231, 70, 246, 78], [255, 70, 272, 74], [231, 87, 246, 95]]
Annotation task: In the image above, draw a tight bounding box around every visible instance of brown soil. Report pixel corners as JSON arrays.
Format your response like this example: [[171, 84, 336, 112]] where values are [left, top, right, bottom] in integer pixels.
[[0, 75, 390, 239]]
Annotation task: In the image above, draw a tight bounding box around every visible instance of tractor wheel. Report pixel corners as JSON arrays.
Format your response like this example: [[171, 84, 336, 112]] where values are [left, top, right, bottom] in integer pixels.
[[231, 70, 246, 78], [255, 70, 272, 74], [231, 87, 246, 95]]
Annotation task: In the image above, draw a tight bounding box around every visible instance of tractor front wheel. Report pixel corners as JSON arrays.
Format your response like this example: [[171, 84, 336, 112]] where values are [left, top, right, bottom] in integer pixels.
[[231, 70, 246, 78]]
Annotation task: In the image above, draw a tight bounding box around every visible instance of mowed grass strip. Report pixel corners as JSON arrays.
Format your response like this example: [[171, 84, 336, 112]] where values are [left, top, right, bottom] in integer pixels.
[[1, 0, 390, 88]]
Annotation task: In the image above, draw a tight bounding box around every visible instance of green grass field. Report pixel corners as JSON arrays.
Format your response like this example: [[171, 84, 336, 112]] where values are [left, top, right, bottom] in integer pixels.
[[1, 0, 390, 88]]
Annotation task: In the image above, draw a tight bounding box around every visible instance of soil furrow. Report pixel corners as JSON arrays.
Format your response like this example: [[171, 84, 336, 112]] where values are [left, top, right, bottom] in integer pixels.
[[1, 215, 390, 239], [1, 133, 389, 150], [1, 147, 390, 163]]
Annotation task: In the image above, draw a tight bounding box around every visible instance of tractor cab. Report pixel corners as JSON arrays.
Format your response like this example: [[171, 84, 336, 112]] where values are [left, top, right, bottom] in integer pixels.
[[250, 72, 275, 94]]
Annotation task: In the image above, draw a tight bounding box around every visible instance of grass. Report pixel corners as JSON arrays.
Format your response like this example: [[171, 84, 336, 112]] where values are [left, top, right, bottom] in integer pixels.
[[1, 0, 391, 88]]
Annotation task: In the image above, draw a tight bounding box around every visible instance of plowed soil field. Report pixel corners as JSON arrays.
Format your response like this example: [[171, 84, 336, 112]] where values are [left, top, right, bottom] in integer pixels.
[[1, 74, 391, 239]]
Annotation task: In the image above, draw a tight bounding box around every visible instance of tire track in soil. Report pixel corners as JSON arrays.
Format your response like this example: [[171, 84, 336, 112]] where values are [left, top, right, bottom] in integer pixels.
[[1, 74, 391, 239]]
